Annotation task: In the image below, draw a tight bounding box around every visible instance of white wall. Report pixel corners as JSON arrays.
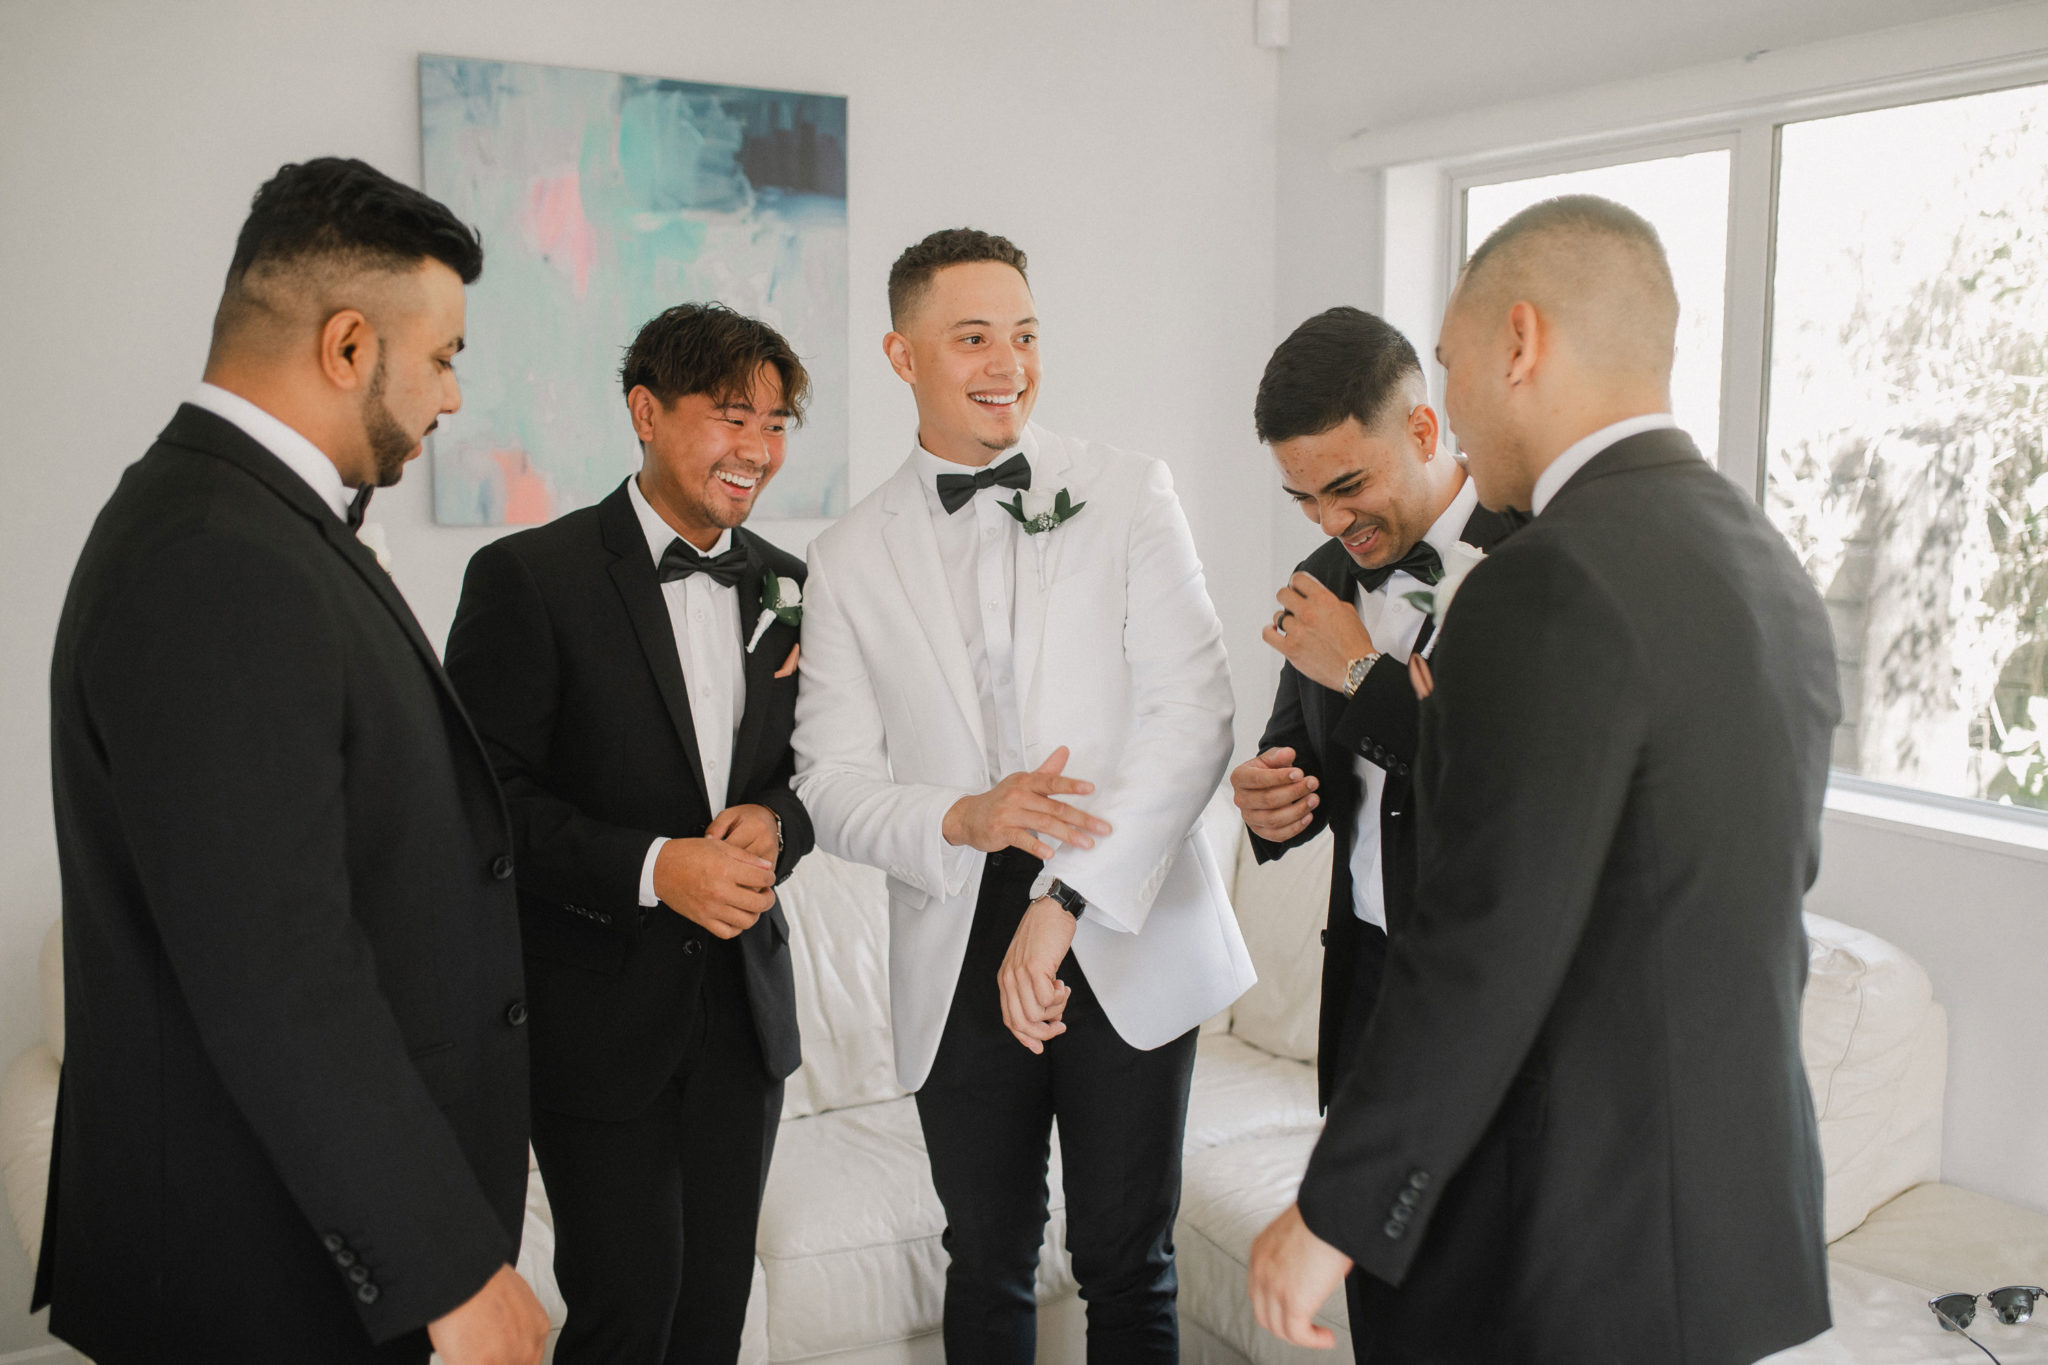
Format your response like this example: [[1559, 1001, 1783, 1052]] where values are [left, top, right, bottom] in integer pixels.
[[1807, 811, 2048, 1216], [0, 0, 1277, 1349]]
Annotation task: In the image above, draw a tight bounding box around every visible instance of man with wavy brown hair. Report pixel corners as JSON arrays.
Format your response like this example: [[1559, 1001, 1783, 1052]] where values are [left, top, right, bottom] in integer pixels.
[[447, 302, 815, 1365]]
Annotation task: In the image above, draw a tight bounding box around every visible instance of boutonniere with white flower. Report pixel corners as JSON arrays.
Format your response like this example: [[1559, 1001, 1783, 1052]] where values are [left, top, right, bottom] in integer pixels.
[[1403, 541, 1487, 658], [355, 522, 394, 575], [746, 574, 802, 653], [1000, 486, 1086, 535]]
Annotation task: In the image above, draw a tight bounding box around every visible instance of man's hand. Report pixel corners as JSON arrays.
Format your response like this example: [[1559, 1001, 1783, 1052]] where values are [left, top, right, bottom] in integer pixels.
[[428, 1263, 550, 1365], [943, 746, 1111, 859], [707, 803, 780, 865], [999, 896, 1077, 1053], [651, 837, 775, 939], [1248, 1203, 1353, 1350], [1231, 746, 1320, 844], [1263, 572, 1376, 695], [1409, 653, 1435, 700]]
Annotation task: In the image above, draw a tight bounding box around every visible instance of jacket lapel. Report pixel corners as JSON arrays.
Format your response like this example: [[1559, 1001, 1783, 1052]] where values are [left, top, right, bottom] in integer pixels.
[[880, 457, 989, 762], [599, 483, 713, 811], [727, 531, 781, 800]]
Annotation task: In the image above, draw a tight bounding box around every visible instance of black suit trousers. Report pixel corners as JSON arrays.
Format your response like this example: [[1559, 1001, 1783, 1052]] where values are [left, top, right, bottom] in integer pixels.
[[531, 938, 782, 1365], [914, 850, 1198, 1365]]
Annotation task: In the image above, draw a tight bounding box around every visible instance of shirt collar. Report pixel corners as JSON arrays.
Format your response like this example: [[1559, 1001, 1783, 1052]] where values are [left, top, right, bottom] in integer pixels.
[[187, 382, 355, 523], [1529, 413, 1677, 516], [627, 474, 733, 569], [1419, 473, 1482, 560]]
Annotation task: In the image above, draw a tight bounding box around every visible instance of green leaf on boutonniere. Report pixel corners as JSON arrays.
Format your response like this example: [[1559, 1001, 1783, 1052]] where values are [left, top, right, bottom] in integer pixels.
[[1403, 588, 1437, 616], [1000, 494, 1029, 525]]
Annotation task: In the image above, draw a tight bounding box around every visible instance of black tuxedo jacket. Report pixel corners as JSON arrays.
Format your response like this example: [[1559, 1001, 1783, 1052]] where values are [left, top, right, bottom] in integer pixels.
[[444, 480, 810, 1123], [37, 406, 529, 1362], [1299, 429, 1837, 1364], [1250, 500, 1523, 1109]]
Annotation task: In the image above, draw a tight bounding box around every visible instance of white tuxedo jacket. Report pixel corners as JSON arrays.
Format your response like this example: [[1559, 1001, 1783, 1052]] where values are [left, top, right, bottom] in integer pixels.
[[792, 425, 1256, 1090]]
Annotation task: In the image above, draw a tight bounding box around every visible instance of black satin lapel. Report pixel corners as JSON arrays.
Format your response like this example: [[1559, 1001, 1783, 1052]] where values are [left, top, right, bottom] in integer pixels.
[[607, 554, 712, 811], [728, 536, 778, 801]]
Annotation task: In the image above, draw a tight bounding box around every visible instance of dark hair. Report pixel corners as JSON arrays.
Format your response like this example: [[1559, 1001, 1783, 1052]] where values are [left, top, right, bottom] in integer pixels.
[[227, 157, 483, 288], [887, 228, 1029, 328], [1254, 307, 1423, 444], [619, 302, 810, 424], [1464, 193, 1668, 289]]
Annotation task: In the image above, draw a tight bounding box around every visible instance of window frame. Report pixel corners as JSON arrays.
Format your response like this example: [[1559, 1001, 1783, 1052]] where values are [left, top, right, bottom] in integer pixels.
[[1354, 29, 2048, 836]]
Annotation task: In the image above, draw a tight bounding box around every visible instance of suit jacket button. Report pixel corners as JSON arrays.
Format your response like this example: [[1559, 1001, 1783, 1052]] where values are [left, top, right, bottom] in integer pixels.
[[1383, 1219, 1406, 1240], [1390, 1203, 1413, 1223], [1397, 1188, 1419, 1208], [506, 1000, 528, 1027], [1319, 929, 1328, 947], [683, 939, 703, 957], [348, 1265, 370, 1285], [598, 912, 613, 926], [335, 1247, 357, 1267], [322, 1232, 344, 1254], [490, 854, 515, 881], [357, 1282, 380, 1305], [1408, 1170, 1432, 1191]]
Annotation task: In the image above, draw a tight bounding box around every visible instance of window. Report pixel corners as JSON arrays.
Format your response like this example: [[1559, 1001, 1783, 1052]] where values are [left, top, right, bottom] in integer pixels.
[[1418, 61, 2048, 823], [1766, 84, 2048, 812], [1463, 150, 1732, 462]]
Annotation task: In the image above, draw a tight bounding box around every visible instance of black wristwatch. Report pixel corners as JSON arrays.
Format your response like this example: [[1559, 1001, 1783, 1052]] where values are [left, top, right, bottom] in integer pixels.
[[1043, 878, 1087, 919]]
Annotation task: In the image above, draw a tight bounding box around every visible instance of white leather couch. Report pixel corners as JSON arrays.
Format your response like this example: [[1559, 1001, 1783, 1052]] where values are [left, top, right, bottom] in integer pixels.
[[6, 804, 2046, 1363]]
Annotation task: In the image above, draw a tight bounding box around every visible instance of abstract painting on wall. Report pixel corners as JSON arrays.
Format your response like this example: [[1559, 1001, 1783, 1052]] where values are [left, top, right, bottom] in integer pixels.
[[420, 56, 848, 524]]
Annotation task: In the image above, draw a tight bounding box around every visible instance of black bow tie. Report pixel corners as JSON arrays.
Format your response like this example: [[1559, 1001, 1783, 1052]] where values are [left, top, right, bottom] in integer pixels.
[[345, 486, 373, 531], [1351, 540, 1444, 594], [936, 452, 1032, 514], [658, 538, 748, 588]]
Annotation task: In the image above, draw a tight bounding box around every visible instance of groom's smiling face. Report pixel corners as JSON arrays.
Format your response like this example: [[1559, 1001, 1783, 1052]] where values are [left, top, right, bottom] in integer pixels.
[[1272, 406, 1445, 571], [885, 260, 1041, 466]]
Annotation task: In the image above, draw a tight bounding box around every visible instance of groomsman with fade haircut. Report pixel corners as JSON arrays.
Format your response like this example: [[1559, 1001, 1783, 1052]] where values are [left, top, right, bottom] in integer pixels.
[[40, 157, 547, 1365], [445, 303, 815, 1365], [1232, 306, 1523, 1130], [791, 228, 1256, 1363], [1248, 195, 1838, 1365]]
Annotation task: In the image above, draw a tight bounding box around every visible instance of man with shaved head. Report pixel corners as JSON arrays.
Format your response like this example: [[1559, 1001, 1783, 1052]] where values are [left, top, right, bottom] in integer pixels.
[[41, 158, 546, 1364], [1249, 195, 1839, 1364]]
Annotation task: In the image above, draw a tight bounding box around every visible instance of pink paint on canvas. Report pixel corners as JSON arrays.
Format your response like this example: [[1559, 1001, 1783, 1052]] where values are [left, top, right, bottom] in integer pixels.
[[520, 172, 598, 297], [490, 448, 556, 524]]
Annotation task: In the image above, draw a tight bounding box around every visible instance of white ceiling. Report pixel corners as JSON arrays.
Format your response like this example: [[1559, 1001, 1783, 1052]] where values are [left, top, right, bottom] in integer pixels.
[[1285, 0, 2017, 133]]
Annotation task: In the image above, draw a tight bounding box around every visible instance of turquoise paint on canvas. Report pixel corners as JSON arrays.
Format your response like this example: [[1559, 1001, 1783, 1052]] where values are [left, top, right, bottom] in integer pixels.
[[420, 56, 849, 525]]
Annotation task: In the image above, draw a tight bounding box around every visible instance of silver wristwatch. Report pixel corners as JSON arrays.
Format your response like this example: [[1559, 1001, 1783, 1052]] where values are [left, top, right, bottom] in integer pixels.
[[1343, 653, 1381, 698]]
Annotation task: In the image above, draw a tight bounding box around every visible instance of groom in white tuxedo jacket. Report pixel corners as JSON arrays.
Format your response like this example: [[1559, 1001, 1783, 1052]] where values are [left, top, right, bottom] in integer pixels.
[[792, 229, 1254, 1362]]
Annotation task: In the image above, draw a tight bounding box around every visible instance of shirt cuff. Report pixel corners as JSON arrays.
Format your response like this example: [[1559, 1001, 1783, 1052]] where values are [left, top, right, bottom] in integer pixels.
[[639, 837, 667, 908]]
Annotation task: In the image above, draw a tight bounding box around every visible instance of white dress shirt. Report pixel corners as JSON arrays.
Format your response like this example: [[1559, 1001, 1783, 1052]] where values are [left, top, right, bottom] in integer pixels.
[[913, 438, 1073, 905], [187, 382, 354, 522], [1530, 413, 1677, 516], [1347, 476, 1481, 928], [630, 474, 747, 907]]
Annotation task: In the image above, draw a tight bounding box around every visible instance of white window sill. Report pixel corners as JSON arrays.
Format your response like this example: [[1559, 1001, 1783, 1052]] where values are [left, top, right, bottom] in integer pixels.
[[1824, 775, 2048, 866]]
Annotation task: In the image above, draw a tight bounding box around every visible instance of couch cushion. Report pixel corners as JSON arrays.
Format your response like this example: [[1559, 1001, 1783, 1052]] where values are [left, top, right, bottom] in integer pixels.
[[755, 1095, 1074, 1360], [1761, 1259, 2048, 1363], [779, 851, 906, 1119], [1177, 1130, 1350, 1362], [1801, 913, 1947, 1241], [1185, 1034, 1319, 1154], [0, 1043, 58, 1259], [1223, 828, 1331, 1064], [1828, 1182, 2048, 1297]]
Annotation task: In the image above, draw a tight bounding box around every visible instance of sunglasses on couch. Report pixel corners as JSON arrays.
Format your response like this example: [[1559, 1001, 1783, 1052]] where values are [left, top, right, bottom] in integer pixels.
[[1929, 1286, 2045, 1364]]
